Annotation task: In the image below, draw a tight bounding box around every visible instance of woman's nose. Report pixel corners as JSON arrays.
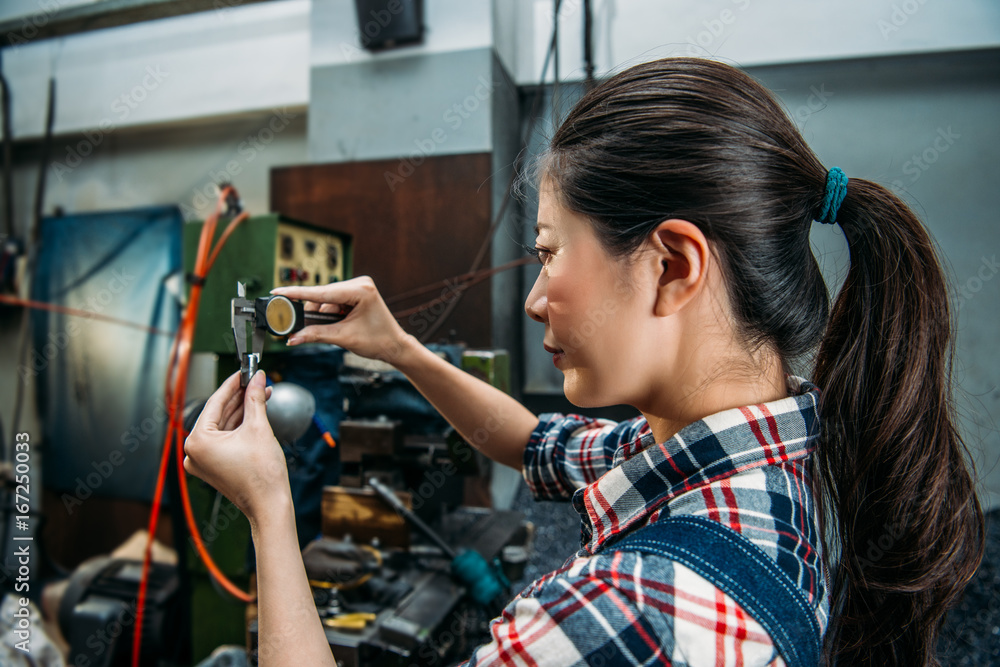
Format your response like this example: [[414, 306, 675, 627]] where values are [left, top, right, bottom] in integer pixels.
[[524, 271, 548, 323]]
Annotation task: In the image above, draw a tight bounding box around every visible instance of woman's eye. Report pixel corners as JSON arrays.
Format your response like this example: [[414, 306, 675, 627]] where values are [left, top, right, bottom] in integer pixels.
[[523, 243, 552, 265], [533, 247, 551, 265]]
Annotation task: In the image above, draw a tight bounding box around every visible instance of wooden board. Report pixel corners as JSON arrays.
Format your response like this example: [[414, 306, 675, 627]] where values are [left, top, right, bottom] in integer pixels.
[[321, 486, 412, 549], [271, 154, 494, 348]]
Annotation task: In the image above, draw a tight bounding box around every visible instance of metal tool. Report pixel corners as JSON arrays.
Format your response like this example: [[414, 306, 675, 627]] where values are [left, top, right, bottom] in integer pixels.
[[232, 282, 264, 387], [369, 478, 457, 558], [231, 281, 347, 387]]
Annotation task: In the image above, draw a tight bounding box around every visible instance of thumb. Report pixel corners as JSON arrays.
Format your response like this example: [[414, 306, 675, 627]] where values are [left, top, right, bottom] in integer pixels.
[[243, 370, 269, 421]]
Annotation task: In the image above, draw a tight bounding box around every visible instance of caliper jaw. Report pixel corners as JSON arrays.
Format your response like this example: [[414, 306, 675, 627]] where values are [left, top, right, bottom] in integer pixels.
[[231, 281, 265, 388]]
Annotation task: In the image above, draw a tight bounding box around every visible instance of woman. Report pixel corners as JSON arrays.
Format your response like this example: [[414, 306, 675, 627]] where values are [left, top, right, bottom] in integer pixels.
[[183, 58, 984, 666]]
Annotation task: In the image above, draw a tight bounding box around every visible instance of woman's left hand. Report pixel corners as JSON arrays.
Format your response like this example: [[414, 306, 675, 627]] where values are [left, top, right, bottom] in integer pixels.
[[183, 370, 288, 522]]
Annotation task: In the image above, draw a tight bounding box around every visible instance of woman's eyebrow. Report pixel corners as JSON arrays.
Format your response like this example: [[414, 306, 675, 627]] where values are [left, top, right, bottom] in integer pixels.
[[534, 222, 551, 235]]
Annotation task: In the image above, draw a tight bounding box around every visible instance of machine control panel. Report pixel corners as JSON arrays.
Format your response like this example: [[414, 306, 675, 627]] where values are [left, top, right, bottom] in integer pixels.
[[275, 223, 346, 287]]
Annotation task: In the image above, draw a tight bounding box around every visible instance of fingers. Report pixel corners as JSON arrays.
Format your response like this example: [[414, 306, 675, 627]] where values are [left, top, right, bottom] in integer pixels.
[[301, 304, 345, 321], [269, 283, 338, 302], [271, 276, 376, 308], [287, 324, 326, 346], [221, 404, 245, 432], [242, 370, 269, 423], [192, 371, 242, 432], [220, 381, 272, 432], [219, 383, 246, 428]]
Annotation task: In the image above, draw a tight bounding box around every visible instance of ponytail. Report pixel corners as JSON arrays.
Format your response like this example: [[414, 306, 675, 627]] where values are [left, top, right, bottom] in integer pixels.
[[813, 178, 984, 665]]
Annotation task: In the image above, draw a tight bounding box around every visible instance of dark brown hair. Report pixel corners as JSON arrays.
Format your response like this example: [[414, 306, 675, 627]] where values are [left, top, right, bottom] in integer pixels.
[[543, 58, 984, 665]]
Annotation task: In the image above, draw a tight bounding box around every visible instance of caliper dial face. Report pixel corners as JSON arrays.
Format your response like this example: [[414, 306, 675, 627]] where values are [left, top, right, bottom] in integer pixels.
[[265, 296, 297, 336]]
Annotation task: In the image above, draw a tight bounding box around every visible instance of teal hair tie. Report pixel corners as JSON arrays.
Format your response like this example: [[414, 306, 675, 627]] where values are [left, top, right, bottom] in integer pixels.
[[817, 167, 848, 225]]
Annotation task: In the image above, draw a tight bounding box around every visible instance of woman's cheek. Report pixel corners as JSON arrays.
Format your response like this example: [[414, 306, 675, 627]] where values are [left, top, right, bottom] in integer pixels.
[[544, 276, 576, 334], [544, 268, 574, 310]]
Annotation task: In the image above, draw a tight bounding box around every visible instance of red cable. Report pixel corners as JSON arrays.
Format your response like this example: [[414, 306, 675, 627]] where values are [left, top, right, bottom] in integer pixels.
[[0, 294, 174, 336]]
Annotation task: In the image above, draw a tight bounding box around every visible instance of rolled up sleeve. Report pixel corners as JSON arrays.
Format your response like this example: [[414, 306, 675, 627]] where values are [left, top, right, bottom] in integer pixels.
[[522, 414, 647, 501]]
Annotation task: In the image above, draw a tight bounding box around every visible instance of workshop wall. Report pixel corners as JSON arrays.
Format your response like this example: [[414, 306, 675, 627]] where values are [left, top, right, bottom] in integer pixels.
[[0, 0, 95, 24], [3, 1, 999, 141], [1, 0, 311, 139], [502, 0, 1000, 85]]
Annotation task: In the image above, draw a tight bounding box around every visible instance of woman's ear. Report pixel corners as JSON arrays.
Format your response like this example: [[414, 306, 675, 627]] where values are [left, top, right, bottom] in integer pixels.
[[648, 219, 710, 317]]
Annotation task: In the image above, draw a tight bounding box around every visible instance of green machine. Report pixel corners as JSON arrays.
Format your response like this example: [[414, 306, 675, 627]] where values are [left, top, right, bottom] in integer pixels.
[[182, 213, 352, 661], [184, 213, 353, 355]]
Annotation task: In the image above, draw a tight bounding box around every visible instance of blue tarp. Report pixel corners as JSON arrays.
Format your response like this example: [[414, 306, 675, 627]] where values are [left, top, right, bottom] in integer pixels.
[[31, 206, 182, 502]]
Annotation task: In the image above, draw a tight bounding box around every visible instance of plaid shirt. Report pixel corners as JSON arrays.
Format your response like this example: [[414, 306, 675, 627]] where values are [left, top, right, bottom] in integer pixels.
[[463, 376, 829, 666]]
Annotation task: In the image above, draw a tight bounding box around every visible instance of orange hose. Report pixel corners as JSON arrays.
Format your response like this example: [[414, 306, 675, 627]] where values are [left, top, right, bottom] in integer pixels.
[[205, 211, 250, 274], [130, 403, 177, 667], [175, 423, 255, 600], [132, 188, 253, 667]]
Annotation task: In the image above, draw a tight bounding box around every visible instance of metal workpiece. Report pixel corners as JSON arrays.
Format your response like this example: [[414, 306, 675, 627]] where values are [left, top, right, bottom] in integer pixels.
[[265, 383, 317, 443]]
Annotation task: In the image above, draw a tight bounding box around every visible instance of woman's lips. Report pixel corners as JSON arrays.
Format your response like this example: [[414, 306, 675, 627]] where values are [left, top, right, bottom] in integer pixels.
[[543, 343, 565, 367]]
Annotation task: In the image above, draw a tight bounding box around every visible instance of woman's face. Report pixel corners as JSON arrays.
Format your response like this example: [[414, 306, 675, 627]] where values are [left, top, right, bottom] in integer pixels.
[[525, 183, 651, 407]]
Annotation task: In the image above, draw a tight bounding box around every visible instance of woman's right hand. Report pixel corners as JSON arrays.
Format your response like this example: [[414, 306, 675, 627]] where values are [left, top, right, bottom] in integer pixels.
[[270, 276, 413, 364]]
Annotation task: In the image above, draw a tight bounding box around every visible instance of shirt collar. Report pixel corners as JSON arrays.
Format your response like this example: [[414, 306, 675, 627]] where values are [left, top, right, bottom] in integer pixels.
[[572, 375, 822, 553]]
